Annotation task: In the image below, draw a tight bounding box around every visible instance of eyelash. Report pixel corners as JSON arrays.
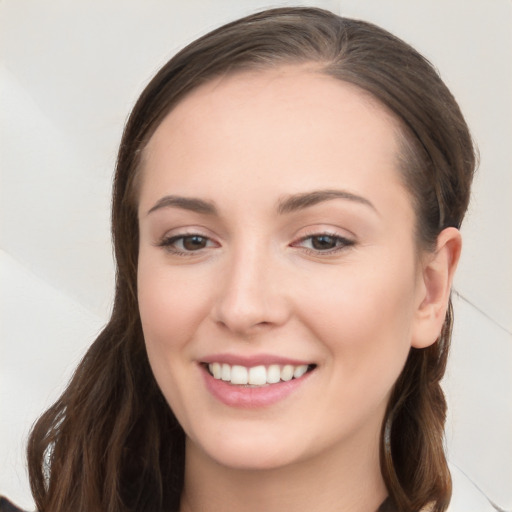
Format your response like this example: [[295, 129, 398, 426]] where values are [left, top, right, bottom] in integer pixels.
[[158, 233, 216, 256], [158, 231, 355, 257], [292, 232, 355, 255]]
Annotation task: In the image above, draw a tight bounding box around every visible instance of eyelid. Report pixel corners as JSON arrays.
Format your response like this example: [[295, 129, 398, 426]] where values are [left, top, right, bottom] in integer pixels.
[[291, 229, 356, 255], [154, 226, 355, 256], [156, 225, 218, 243], [156, 229, 221, 256]]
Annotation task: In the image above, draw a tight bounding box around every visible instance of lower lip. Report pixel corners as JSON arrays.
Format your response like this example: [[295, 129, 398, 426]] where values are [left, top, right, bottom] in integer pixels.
[[201, 366, 313, 408]]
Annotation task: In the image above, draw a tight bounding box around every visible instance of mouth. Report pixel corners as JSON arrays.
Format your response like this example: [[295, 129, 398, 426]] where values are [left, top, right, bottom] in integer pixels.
[[202, 362, 317, 387]]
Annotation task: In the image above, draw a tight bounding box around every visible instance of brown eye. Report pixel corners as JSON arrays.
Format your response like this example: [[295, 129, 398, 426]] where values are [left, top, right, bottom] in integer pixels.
[[310, 235, 338, 250], [182, 235, 208, 251], [159, 234, 216, 254], [293, 233, 355, 254]]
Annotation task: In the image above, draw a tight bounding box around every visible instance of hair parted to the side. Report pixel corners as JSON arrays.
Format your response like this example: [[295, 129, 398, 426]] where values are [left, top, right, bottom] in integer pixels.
[[27, 7, 476, 512]]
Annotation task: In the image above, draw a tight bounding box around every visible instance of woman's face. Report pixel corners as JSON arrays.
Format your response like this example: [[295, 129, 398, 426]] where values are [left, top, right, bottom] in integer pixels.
[[137, 66, 428, 470]]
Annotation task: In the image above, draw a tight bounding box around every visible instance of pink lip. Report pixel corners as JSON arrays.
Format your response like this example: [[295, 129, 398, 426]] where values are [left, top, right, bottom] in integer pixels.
[[200, 353, 312, 367], [200, 364, 314, 409]]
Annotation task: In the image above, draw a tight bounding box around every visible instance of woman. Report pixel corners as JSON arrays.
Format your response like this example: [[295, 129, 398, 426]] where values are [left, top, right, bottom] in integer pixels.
[[13, 6, 489, 512]]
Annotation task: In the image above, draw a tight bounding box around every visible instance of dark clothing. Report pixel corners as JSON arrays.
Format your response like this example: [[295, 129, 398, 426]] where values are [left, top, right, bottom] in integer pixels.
[[0, 497, 27, 512], [378, 497, 396, 511], [0, 494, 394, 512]]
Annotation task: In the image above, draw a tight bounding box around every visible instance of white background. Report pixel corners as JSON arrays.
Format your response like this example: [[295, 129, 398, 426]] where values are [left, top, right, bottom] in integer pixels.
[[1, 1, 511, 510]]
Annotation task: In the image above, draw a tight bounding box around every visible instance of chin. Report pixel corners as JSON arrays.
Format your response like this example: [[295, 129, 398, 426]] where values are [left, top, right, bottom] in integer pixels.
[[211, 449, 297, 472], [190, 430, 304, 471]]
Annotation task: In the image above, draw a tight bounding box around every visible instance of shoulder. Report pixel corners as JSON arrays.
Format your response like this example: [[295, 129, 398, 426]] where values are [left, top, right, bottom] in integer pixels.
[[447, 463, 504, 512], [0, 497, 27, 512]]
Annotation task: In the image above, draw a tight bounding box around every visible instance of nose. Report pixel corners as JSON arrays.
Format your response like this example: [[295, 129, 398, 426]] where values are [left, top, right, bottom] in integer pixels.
[[211, 245, 291, 336]]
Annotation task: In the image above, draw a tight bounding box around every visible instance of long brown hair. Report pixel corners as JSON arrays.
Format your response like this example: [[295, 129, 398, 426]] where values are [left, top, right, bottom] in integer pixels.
[[27, 7, 476, 512]]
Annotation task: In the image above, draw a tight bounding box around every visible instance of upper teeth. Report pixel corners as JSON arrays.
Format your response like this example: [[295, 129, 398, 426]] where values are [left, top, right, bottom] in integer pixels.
[[208, 363, 309, 386]]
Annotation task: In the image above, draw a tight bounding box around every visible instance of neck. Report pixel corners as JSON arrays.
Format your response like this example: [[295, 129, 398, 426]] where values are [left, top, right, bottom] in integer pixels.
[[180, 429, 387, 512]]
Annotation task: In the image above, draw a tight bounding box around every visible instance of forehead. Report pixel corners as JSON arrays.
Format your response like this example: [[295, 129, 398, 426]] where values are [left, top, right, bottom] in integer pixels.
[[148, 65, 399, 147], [140, 65, 407, 215]]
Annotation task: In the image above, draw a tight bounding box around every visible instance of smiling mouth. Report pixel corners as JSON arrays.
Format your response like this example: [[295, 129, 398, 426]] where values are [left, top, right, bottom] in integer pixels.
[[203, 362, 316, 387]]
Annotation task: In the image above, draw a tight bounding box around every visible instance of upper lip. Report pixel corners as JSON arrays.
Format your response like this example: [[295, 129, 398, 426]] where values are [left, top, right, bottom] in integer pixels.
[[200, 353, 314, 367]]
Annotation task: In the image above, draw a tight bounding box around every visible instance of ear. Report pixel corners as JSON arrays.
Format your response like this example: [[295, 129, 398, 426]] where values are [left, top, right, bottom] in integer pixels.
[[411, 227, 462, 349]]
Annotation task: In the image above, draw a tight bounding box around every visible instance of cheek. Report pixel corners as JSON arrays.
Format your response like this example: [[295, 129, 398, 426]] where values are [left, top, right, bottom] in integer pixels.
[[299, 255, 418, 382], [136, 259, 213, 416], [137, 258, 213, 348]]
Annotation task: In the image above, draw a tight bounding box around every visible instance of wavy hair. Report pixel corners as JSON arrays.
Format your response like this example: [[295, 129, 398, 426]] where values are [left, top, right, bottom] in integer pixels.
[[27, 7, 476, 512]]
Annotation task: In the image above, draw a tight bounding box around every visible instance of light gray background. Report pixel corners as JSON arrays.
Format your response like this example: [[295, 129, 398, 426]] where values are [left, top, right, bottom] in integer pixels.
[[1, 1, 511, 510]]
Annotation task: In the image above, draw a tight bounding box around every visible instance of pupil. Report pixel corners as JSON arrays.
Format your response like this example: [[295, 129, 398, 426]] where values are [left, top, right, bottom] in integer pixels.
[[312, 235, 336, 250], [183, 236, 206, 250]]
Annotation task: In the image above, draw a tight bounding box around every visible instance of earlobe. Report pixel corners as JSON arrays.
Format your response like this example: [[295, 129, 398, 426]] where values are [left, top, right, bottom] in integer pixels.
[[411, 227, 462, 349]]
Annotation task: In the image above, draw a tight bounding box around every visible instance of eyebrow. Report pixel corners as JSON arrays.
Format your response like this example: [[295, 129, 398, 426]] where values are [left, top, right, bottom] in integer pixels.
[[147, 195, 218, 216], [278, 189, 378, 215], [146, 189, 378, 217]]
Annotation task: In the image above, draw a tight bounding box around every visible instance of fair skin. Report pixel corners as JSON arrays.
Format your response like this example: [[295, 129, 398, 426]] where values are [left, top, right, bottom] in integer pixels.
[[136, 66, 461, 512]]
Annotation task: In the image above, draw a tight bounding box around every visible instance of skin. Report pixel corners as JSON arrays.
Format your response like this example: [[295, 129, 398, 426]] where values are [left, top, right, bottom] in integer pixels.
[[137, 66, 461, 512]]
